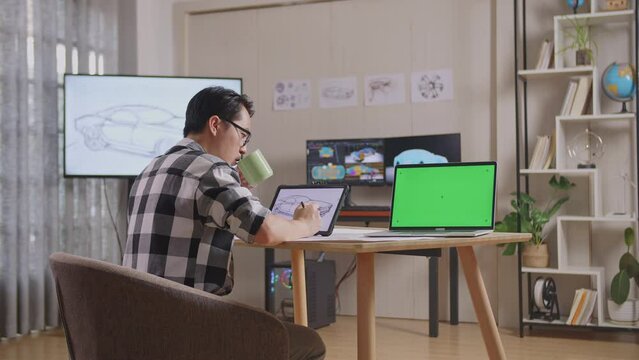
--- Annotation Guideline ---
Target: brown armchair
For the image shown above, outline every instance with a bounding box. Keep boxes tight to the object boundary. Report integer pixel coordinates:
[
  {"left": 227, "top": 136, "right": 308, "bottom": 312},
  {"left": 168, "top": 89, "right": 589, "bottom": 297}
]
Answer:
[{"left": 49, "top": 252, "right": 288, "bottom": 360}]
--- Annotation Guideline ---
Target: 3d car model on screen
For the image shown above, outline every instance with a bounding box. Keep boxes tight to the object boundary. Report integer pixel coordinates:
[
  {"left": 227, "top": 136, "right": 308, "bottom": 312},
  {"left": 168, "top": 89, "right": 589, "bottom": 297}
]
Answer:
[
  {"left": 350, "top": 147, "right": 377, "bottom": 162},
  {"left": 319, "top": 146, "right": 335, "bottom": 158},
  {"left": 312, "top": 164, "right": 346, "bottom": 180},
  {"left": 273, "top": 195, "right": 333, "bottom": 217},
  {"left": 346, "top": 164, "right": 379, "bottom": 176},
  {"left": 393, "top": 149, "right": 448, "bottom": 166},
  {"left": 74, "top": 105, "right": 183, "bottom": 157}
]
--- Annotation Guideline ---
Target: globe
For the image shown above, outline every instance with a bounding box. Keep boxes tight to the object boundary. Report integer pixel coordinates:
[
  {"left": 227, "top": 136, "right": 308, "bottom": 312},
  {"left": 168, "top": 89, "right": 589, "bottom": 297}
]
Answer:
[
  {"left": 602, "top": 62, "right": 636, "bottom": 113},
  {"left": 566, "top": 0, "right": 584, "bottom": 13},
  {"left": 567, "top": 128, "right": 604, "bottom": 168}
]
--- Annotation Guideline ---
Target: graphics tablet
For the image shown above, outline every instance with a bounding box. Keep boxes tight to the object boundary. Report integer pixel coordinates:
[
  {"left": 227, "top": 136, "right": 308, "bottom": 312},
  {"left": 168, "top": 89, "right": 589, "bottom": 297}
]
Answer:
[{"left": 269, "top": 184, "right": 348, "bottom": 236}]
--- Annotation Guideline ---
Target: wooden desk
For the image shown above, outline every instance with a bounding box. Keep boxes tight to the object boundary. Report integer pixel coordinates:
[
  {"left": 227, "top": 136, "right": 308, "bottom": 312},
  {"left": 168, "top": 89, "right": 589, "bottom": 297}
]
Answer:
[
  {"left": 338, "top": 211, "right": 460, "bottom": 337},
  {"left": 246, "top": 227, "right": 530, "bottom": 360}
]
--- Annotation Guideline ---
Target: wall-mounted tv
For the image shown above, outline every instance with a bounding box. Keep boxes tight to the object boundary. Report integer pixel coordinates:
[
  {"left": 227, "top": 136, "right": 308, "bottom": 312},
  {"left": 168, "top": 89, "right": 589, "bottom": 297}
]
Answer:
[
  {"left": 384, "top": 133, "right": 461, "bottom": 184},
  {"left": 64, "top": 74, "right": 242, "bottom": 177},
  {"left": 306, "top": 138, "right": 385, "bottom": 186}
]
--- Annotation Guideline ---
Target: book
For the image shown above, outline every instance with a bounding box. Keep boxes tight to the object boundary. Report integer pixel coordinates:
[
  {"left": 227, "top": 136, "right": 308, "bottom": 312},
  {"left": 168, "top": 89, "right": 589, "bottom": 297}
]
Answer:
[
  {"left": 580, "top": 289, "right": 597, "bottom": 325},
  {"left": 540, "top": 41, "right": 554, "bottom": 70},
  {"left": 535, "top": 39, "right": 550, "bottom": 69},
  {"left": 566, "top": 288, "right": 597, "bottom": 325},
  {"left": 569, "top": 76, "right": 592, "bottom": 116},
  {"left": 528, "top": 136, "right": 542, "bottom": 169},
  {"left": 529, "top": 135, "right": 549, "bottom": 170},
  {"left": 560, "top": 80, "right": 578, "bottom": 116},
  {"left": 542, "top": 132, "right": 556, "bottom": 169}
]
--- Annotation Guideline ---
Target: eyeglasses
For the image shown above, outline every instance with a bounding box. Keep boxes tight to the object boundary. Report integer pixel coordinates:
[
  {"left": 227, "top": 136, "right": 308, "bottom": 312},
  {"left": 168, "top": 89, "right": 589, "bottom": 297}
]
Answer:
[{"left": 223, "top": 119, "right": 252, "bottom": 147}]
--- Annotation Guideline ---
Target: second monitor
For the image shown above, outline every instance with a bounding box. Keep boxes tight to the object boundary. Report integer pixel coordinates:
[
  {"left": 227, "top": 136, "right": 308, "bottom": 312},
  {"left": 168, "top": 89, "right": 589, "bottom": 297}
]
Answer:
[
  {"left": 306, "top": 138, "right": 386, "bottom": 185},
  {"left": 306, "top": 133, "right": 461, "bottom": 186}
]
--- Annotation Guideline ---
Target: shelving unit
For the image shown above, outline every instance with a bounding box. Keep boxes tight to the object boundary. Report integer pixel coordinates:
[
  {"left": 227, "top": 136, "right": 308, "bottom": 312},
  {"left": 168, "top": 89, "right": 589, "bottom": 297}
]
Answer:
[{"left": 513, "top": 0, "right": 639, "bottom": 335}]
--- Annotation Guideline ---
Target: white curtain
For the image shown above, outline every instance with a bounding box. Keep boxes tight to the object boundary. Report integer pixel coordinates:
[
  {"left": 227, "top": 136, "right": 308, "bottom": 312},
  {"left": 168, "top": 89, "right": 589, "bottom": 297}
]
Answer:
[{"left": 0, "top": 0, "right": 126, "bottom": 338}]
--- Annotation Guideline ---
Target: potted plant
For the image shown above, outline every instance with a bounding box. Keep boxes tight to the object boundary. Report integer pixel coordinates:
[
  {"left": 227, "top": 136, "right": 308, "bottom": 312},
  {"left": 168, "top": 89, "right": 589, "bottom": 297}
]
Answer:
[
  {"left": 608, "top": 227, "right": 639, "bottom": 322},
  {"left": 496, "top": 175, "right": 576, "bottom": 267},
  {"left": 559, "top": 18, "right": 597, "bottom": 66}
]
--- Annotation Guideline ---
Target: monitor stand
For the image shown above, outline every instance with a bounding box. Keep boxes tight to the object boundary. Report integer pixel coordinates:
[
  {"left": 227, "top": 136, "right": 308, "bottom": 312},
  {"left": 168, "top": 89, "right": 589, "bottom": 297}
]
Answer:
[{"left": 343, "top": 185, "right": 356, "bottom": 207}]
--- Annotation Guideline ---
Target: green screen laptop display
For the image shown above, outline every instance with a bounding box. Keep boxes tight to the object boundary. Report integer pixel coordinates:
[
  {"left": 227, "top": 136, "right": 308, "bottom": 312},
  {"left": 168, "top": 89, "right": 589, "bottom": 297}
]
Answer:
[{"left": 390, "top": 162, "right": 496, "bottom": 230}]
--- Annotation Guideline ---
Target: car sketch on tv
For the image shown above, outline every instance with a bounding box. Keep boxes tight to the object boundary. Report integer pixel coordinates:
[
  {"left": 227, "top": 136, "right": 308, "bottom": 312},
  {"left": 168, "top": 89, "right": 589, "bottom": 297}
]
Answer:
[{"left": 73, "top": 105, "right": 183, "bottom": 158}]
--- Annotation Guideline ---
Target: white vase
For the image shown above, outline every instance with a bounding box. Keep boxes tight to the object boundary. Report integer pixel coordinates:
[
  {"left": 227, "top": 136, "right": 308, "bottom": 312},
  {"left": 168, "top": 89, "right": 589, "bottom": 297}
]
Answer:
[{"left": 607, "top": 298, "right": 639, "bottom": 322}]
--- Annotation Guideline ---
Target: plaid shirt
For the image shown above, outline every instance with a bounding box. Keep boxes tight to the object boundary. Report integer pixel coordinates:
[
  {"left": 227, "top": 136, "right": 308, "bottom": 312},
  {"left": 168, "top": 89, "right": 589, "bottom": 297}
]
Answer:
[{"left": 123, "top": 138, "right": 270, "bottom": 295}]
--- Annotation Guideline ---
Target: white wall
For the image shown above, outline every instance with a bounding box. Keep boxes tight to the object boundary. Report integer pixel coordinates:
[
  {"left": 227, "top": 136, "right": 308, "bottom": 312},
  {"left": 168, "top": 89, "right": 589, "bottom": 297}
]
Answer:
[
  {"left": 136, "top": 0, "right": 186, "bottom": 75},
  {"left": 135, "top": 0, "right": 524, "bottom": 325}
]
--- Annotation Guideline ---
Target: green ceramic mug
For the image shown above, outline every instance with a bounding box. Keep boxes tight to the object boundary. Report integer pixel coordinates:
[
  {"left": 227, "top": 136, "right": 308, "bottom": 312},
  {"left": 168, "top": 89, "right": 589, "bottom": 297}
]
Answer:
[{"left": 237, "top": 149, "right": 273, "bottom": 186}]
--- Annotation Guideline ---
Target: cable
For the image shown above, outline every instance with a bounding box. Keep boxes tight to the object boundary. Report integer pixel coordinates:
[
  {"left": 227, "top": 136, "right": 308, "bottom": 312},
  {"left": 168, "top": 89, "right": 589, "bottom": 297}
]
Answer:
[
  {"left": 102, "top": 179, "right": 123, "bottom": 257},
  {"left": 335, "top": 256, "right": 357, "bottom": 312},
  {"left": 317, "top": 252, "right": 326, "bottom": 262}
]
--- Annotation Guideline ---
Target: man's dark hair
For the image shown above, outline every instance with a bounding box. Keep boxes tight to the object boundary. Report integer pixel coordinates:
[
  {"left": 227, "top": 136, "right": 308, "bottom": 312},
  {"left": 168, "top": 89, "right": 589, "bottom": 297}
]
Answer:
[{"left": 183, "top": 86, "right": 255, "bottom": 137}]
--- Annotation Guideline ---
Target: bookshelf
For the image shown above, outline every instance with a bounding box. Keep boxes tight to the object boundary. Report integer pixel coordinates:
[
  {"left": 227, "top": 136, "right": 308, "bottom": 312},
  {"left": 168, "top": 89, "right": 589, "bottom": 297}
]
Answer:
[{"left": 513, "top": 0, "right": 639, "bottom": 335}]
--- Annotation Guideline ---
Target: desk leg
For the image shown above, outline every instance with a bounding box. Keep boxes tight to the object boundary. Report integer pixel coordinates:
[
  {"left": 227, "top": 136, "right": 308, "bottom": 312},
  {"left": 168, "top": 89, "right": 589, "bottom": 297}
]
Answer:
[
  {"left": 428, "top": 256, "right": 438, "bottom": 337},
  {"left": 450, "top": 247, "right": 459, "bottom": 325},
  {"left": 457, "top": 246, "right": 506, "bottom": 360},
  {"left": 357, "top": 253, "right": 375, "bottom": 360},
  {"left": 291, "top": 249, "right": 308, "bottom": 326}
]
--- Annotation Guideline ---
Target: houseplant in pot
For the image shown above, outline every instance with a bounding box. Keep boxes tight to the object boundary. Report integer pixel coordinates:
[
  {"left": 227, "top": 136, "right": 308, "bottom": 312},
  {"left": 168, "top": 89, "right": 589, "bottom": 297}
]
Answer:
[
  {"left": 608, "top": 227, "right": 639, "bottom": 322},
  {"left": 496, "top": 175, "right": 576, "bottom": 267},
  {"left": 559, "top": 17, "right": 597, "bottom": 66}
]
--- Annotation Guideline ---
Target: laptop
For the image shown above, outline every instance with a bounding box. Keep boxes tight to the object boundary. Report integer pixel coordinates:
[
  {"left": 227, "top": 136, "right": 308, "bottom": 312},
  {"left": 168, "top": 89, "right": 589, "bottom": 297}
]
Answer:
[{"left": 366, "top": 161, "right": 496, "bottom": 237}]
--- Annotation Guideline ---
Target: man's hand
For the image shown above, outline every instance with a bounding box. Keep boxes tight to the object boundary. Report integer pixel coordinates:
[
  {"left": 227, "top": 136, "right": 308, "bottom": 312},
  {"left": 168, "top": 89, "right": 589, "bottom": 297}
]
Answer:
[
  {"left": 293, "top": 202, "right": 321, "bottom": 236},
  {"left": 254, "top": 202, "right": 322, "bottom": 245},
  {"left": 238, "top": 169, "right": 254, "bottom": 190}
]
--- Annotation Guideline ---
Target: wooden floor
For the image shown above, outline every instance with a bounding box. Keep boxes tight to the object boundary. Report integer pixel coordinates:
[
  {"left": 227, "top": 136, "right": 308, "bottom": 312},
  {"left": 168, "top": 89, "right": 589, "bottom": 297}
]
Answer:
[{"left": 1, "top": 316, "right": 638, "bottom": 359}]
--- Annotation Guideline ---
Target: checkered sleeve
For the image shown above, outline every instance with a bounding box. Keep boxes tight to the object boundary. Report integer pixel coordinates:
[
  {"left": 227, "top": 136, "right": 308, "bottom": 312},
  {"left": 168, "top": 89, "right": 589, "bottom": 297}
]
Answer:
[{"left": 196, "top": 164, "right": 270, "bottom": 244}]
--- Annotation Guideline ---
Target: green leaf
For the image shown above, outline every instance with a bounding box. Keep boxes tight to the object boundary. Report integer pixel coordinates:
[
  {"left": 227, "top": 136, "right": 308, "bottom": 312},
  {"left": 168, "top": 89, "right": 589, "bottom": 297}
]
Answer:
[
  {"left": 495, "top": 221, "right": 508, "bottom": 233},
  {"left": 624, "top": 227, "right": 635, "bottom": 248},
  {"left": 625, "top": 256, "right": 639, "bottom": 278},
  {"left": 619, "top": 252, "right": 636, "bottom": 272},
  {"left": 518, "top": 193, "right": 535, "bottom": 204},
  {"left": 549, "top": 175, "right": 575, "bottom": 190},
  {"left": 496, "top": 213, "right": 518, "bottom": 232},
  {"left": 611, "top": 270, "right": 630, "bottom": 305},
  {"left": 546, "top": 196, "right": 570, "bottom": 218},
  {"left": 501, "top": 242, "right": 518, "bottom": 256}
]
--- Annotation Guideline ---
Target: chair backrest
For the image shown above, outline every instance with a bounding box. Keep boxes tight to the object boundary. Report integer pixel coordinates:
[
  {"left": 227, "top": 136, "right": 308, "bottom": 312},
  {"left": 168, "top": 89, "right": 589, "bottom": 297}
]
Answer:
[{"left": 49, "top": 252, "right": 288, "bottom": 360}]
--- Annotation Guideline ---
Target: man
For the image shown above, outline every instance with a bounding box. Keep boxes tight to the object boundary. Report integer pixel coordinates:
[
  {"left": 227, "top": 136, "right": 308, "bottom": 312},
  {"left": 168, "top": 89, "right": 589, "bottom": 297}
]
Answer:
[{"left": 123, "top": 86, "right": 326, "bottom": 360}]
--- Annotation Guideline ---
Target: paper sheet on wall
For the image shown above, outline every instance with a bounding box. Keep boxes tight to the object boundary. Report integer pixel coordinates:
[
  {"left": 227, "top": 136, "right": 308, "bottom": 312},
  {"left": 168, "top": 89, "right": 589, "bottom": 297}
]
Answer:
[
  {"left": 273, "top": 79, "right": 311, "bottom": 110},
  {"left": 319, "top": 76, "right": 358, "bottom": 108},
  {"left": 411, "top": 69, "right": 454, "bottom": 103},
  {"left": 364, "top": 73, "right": 406, "bottom": 106}
]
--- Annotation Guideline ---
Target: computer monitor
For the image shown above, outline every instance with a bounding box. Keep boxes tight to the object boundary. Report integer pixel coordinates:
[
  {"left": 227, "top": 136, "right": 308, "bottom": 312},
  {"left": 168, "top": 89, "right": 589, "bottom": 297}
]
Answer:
[
  {"left": 383, "top": 133, "right": 461, "bottom": 184},
  {"left": 64, "top": 74, "right": 242, "bottom": 177},
  {"left": 306, "top": 138, "right": 385, "bottom": 186}
]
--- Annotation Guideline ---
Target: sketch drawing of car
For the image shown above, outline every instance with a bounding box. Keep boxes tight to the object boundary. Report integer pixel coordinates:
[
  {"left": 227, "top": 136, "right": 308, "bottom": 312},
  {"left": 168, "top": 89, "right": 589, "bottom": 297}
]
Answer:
[
  {"left": 368, "top": 77, "right": 392, "bottom": 102},
  {"left": 322, "top": 86, "right": 354, "bottom": 100},
  {"left": 74, "top": 105, "right": 183, "bottom": 157},
  {"left": 273, "top": 195, "right": 333, "bottom": 217}
]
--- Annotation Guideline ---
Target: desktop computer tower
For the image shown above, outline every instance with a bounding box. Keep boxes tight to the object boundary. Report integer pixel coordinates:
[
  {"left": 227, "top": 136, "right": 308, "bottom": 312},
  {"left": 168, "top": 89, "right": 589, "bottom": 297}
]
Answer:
[{"left": 267, "top": 260, "right": 336, "bottom": 329}]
